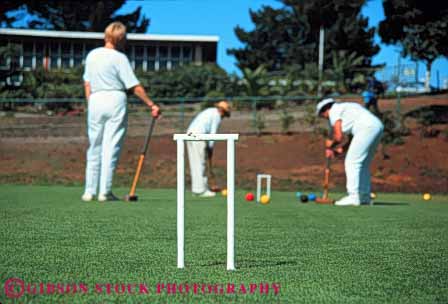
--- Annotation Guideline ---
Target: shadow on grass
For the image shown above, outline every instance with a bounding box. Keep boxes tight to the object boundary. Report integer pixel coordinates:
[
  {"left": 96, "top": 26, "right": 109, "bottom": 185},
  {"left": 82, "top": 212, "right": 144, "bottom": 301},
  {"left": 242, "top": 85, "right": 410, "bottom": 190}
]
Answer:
[
  {"left": 202, "top": 260, "right": 298, "bottom": 268},
  {"left": 373, "top": 201, "right": 409, "bottom": 206}
]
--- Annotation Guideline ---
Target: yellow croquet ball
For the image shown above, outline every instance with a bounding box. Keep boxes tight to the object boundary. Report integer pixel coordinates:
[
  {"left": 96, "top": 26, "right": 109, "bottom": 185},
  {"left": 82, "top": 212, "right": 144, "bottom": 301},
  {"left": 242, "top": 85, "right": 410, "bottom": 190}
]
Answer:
[
  {"left": 370, "top": 192, "right": 377, "bottom": 199},
  {"left": 260, "top": 195, "right": 270, "bottom": 205},
  {"left": 221, "top": 189, "right": 228, "bottom": 197},
  {"left": 423, "top": 193, "right": 431, "bottom": 201}
]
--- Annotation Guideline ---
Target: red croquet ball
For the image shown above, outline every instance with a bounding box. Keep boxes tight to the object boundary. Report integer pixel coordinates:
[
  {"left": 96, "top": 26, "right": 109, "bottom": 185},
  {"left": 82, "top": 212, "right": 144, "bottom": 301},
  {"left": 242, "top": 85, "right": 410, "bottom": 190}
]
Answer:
[{"left": 245, "top": 192, "right": 255, "bottom": 201}]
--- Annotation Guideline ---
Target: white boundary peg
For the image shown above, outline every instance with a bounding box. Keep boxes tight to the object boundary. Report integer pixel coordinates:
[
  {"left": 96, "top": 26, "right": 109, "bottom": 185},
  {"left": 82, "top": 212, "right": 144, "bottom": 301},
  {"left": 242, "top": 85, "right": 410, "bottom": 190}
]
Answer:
[
  {"left": 173, "top": 133, "right": 239, "bottom": 271},
  {"left": 256, "top": 174, "right": 271, "bottom": 203}
]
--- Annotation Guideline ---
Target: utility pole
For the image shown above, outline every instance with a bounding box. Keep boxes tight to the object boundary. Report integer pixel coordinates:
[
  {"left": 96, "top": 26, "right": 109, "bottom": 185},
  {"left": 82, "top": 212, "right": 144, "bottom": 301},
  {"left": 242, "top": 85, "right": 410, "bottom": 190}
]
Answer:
[
  {"left": 317, "top": 26, "right": 325, "bottom": 98},
  {"left": 415, "top": 61, "right": 418, "bottom": 83},
  {"left": 437, "top": 70, "right": 440, "bottom": 91},
  {"left": 396, "top": 51, "right": 402, "bottom": 129}
]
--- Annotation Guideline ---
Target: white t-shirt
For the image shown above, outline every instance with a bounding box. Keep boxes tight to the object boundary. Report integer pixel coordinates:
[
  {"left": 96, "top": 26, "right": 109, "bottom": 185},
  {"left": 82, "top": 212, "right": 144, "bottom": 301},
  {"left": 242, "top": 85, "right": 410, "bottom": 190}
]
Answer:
[
  {"left": 83, "top": 47, "right": 139, "bottom": 93},
  {"left": 329, "top": 102, "right": 383, "bottom": 135},
  {"left": 187, "top": 108, "right": 222, "bottom": 148}
]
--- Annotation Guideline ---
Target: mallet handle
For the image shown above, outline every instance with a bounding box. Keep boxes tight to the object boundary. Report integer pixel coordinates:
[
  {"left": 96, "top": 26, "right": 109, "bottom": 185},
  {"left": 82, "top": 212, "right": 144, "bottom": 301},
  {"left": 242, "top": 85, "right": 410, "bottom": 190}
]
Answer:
[
  {"left": 129, "top": 155, "right": 144, "bottom": 196},
  {"left": 323, "top": 158, "right": 331, "bottom": 199},
  {"left": 141, "top": 117, "right": 156, "bottom": 154},
  {"left": 128, "top": 117, "right": 157, "bottom": 197}
]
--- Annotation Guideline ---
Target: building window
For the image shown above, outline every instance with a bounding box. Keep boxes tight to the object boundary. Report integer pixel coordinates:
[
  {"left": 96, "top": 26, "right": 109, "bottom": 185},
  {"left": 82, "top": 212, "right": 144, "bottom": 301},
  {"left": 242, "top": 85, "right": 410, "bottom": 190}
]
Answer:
[
  {"left": 125, "top": 46, "right": 134, "bottom": 68},
  {"left": 85, "top": 43, "right": 96, "bottom": 54},
  {"left": 183, "top": 46, "right": 192, "bottom": 65},
  {"left": 50, "top": 42, "right": 59, "bottom": 69},
  {"left": 11, "top": 44, "right": 21, "bottom": 70},
  {"left": 0, "top": 41, "right": 8, "bottom": 68},
  {"left": 23, "top": 42, "right": 34, "bottom": 69},
  {"left": 73, "top": 43, "right": 83, "bottom": 66},
  {"left": 171, "top": 46, "right": 181, "bottom": 68},
  {"left": 147, "top": 46, "right": 156, "bottom": 71},
  {"left": 135, "top": 45, "right": 144, "bottom": 71},
  {"left": 61, "top": 42, "right": 71, "bottom": 68},
  {"left": 9, "top": 73, "right": 23, "bottom": 86},
  {"left": 159, "top": 46, "right": 168, "bottom": 70},
  {"left": 35, "top": 43, "right": 45, "bottom": 68}
]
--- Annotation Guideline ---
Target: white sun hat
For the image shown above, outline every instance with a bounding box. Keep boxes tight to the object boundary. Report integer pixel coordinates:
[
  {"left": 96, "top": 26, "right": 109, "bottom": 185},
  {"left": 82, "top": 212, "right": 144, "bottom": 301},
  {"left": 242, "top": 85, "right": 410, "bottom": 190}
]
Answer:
[{"left": 316, "top": 98, "right": 336, "bottom": 116}]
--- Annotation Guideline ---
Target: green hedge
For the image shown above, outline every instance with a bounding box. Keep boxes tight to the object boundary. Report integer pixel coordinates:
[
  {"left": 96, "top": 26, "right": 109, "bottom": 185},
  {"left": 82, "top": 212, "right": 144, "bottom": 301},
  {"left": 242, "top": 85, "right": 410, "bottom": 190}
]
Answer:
[{"left": 0, "top": 64, "right": 239, "bottom": 100}]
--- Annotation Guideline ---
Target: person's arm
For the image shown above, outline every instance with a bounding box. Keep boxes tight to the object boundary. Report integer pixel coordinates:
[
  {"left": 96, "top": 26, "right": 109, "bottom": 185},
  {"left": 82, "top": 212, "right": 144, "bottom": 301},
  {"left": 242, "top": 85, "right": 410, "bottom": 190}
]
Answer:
[
  {"left": 206, "top": 113, "right": 221, "bottom": 176},
  {"left": 84, "top": 81, "right": 91, "bottom": 102},
  {"left": 325, "top": 120, "right": 344, "bottom": 158},
  {"left": 333, "top": 136, "right": 352, "bottom": 155},
  {"left": 117, "top": 54, "right": 160, "bottom": 118},
  {"left": 82, "top": 55, "right": 90, "bottom": 102},
  {"left": 132, "top": 84, "right": 160, "bottom": 118}
]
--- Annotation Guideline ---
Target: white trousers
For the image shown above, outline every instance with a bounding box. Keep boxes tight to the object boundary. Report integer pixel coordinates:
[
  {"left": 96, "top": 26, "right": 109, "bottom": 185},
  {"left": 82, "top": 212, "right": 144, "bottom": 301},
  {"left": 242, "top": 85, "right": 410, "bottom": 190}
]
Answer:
[
  {"left": 84, "top": 91, "right": 127, "bottom": 196},
  {"left": 186, "top": 141, "right": 208, "bottom": 194},
  {"left": 345, "top": 125, "right": 383, "bottom": 199}
]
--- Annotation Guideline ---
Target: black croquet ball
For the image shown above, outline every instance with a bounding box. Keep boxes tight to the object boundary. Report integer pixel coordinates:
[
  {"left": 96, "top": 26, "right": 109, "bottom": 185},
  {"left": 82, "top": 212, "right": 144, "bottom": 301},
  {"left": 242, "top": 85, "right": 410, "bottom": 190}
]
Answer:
[{"left": 300, "top": 194, "right": 309, "bottom": 203}]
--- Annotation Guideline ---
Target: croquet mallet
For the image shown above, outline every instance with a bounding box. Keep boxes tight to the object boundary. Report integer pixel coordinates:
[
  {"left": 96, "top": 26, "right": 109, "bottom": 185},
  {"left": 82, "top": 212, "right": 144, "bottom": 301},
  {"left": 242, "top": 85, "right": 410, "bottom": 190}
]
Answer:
[
  {"left": 206, "top": 150, "right": 222, "bottom": 192},
  {"left": 315, "top": 157, "right": 335, "bottom": 204},
  {"left": 124, "top": 117, "right": 156, "bottom": 202}
]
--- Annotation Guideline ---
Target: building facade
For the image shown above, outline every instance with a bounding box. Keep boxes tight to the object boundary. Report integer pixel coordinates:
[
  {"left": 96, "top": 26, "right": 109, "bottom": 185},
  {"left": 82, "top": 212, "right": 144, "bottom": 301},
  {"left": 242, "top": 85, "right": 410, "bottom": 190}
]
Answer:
[{"left": 0, "top": 28, "right": 219, "bottom": 74}]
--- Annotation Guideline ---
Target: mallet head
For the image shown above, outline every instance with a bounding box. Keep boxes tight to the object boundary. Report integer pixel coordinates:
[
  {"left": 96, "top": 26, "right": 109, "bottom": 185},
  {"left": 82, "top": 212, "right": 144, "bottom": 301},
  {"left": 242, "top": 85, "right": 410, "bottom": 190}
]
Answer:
[
  {"left": 315, "top": 197, "right": 335, "bottom": 204},
  {"left": 210, "top": 185, "right": 222, "bottom": 192},
  {"left": 124, "top": 195, "right": 138, "bottom": 202}
]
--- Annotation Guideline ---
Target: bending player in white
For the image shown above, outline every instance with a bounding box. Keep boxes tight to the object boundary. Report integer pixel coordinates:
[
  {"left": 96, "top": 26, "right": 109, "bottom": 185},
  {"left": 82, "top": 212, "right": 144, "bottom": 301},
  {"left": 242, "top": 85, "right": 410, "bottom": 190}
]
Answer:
[
  {"left": 316, "top": 98, "right": 384, "bottom": 206},
  {"left": 186, "top": 101, "right": 231, "bottom": 197}
]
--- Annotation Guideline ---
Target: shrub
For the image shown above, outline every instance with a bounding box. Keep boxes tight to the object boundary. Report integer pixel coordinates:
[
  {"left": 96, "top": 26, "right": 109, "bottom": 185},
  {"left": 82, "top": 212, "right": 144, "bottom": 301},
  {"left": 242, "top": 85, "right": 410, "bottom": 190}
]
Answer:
[
  {"left": 380, "top": 110, "right": 410, "bottom": 146},
  {"left": 200, "top": 90, "right": 226, "bottom": 110},
  {"left": 280, "top": 108, "right": 295, "bottom": 134},
  {"left": 251, "top": 112, "right": 266, "bottom": 136}
]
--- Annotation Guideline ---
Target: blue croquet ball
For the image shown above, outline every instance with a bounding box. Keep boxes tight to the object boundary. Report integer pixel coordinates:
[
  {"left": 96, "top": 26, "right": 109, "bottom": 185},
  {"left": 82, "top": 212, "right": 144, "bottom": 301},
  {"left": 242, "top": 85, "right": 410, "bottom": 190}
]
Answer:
[
  {"left": 308, "top": 193, "right": 316, "bottom": 201},
  {"left": 295, "top": 192, "right": 302, "bottom": 199}
]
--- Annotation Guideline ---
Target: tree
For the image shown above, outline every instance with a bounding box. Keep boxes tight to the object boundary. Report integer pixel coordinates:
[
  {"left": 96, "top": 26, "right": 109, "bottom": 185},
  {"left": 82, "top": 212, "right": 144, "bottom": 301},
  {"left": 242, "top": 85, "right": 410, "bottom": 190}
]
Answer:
[
  {"left": 3, "top": 1, "right": 149, "bottom": 33},
  {"left": 228, "top": 0, "right": 379, "bottom": 79},
  {"left": 228, "top": 5, "right": 312, "bottom": 71},
  {"left": 0, "top": 44, "right": 21, "bottom": 80},
  {"left": 0, "top": 2, "right": 24, "bottom": 27},
  {"left": 329, "top": 50, "right": 365, "bottom": 93},
  {"left": 229, "top": 6, "right": 313, "bottom": 71},
  {"left": 379, "top": 0, "right": 448, "bottom": 91},
  {"left": 0, "top": 43, "right": 23, "bottom": 110},
  {"left": 240, "top": 66, "right": 269, "bottom": 97}
]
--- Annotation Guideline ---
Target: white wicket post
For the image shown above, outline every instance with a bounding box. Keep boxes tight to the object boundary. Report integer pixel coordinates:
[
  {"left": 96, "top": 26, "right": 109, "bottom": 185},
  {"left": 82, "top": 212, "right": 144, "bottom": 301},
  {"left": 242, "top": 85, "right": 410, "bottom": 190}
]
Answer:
[
  {"left": 176, "top": 139, "right": 185, "bottom": 269},
  {"left": 256, "top": 174, "right": 271, "bottom": 203},
  {"left": 226, "top": 138, "right": 235, "bottom": 270},
  {"left": 173, "top": 133, "right": 239, "bottom": 271}
]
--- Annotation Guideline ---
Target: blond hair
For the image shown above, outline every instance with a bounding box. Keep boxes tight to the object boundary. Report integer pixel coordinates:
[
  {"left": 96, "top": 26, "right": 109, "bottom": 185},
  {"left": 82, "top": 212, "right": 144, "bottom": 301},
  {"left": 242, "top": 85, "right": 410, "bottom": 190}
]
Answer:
[{"left": 104, "top": 22, "right": 127, "bottom": 46}]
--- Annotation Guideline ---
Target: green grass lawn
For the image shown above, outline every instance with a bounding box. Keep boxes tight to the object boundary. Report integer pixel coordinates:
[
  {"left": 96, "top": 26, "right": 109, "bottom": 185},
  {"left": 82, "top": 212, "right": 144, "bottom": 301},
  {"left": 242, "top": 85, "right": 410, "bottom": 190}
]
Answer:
[{"left": 1, "top": 185, "right": 447, "bottom": 303}]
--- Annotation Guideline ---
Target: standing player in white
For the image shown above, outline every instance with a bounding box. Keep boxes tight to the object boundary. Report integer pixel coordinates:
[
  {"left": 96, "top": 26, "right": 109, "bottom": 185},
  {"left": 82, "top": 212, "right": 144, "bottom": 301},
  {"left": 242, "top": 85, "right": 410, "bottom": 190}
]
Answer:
[
  {"left": 186, "top": 101, "right": 231, "bottom": 197},
  {"left": 316, "top": 98, "right": 384, "bottom": 206},
  {"left": 82, "top": 22, "right": 160, "bottom": 202}
]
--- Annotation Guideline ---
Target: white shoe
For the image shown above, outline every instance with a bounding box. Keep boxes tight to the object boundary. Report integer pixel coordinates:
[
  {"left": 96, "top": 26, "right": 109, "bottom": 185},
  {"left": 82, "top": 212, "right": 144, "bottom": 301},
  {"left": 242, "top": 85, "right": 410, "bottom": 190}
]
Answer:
[
  {"left": 98, "top": 193, "right": 120, "bottom": 202},
  {"left": 335, "top": 195, "right": 360, "bottom": 207},
  {"left": 82, "top": 193, "right": 94, "bottom": 202},
  {"left": 199, "top": 190, "right": 216, "bottom": 198}
]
